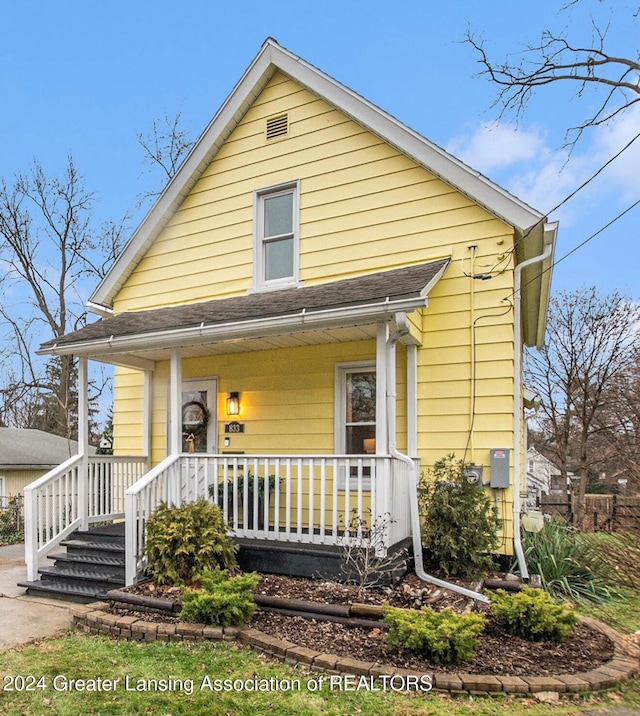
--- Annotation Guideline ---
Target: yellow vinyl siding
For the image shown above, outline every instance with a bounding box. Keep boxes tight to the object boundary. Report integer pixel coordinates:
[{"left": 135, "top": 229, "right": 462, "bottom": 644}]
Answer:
[
  {"left": 113, "top": 367, "right": 145, "bottom": 456},
  {"left": 114, "top": 72, "right": 512, "bottom": 313},
  {"left": 110, "top": 71, "right": 520, "bottom": 553}
]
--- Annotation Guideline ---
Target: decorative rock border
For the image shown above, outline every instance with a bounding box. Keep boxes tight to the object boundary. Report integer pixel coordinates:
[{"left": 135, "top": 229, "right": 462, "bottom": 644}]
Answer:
[{"left": 69, "top": 603, "right": 639, "bottom": 697}]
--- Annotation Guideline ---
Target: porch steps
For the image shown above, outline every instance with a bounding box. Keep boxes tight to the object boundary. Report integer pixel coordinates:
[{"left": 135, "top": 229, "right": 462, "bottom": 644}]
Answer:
[{"left": 19, "top": 525, "right": 126, "bottom": 603}]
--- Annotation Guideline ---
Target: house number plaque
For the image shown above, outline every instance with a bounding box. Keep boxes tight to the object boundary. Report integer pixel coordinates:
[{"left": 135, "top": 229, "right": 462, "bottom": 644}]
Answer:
[{"left": 224, "top": 421, "right": 245, "bottom": 434}]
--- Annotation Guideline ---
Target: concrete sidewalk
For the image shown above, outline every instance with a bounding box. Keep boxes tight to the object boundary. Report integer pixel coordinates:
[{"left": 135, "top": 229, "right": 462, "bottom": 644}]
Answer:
[{"left": 0, "top": 543, "right": 71, "bottom": 649}]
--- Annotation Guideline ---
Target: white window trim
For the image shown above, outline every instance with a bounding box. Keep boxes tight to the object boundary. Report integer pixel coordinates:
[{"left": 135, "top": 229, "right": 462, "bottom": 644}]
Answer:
[
  {"left": 335, "top": 361, "right": 376, "bottom": 491},
  {"left": 252, "top": 179, "right": 301, "bottom": 292}
]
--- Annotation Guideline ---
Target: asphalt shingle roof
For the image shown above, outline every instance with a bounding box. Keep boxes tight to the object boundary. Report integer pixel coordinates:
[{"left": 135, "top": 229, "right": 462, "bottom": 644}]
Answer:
[
  {"left": 0, "top": 428, "right": 87, "bottom": 468},
  {"left": 41, "top": 259, "right": 449, "bottom": 350}
]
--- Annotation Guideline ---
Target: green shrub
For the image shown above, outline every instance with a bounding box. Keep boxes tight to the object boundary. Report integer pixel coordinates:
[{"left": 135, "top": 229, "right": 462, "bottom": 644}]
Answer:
[
  {"left": 419, "top": 454, "right": 499, "bottom": 578},
  {"left": 490, "top": 586, "right": 578, "bottom": 642},
  {"left": 383, "top": 604, "right": 486, "bottom": 664},
  {"left": 180, "top": 569, "right": 259, "bottom": 626},
  {"left": 144, "top": 500, "right": 237, "bottom": 585},
  {"left": 522, "top": 519, "right": 618, "bottom": 604}
]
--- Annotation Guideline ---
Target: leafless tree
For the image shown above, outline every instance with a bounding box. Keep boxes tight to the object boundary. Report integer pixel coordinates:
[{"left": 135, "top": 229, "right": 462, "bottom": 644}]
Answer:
[
  {"left": 466, "top": 3, "right": 640, "bottom": 149},
  {"left": 0, "top": 156, "right": 122, "bottom": 437},
  {"left": 136, "top": 112, "right": 194, "bottom": 207},
  {"left": 525, "top": 288, "right": 640, "bottom": 524}
]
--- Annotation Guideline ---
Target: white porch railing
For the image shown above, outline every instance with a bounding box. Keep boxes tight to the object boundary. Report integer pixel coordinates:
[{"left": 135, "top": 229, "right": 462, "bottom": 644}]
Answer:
[
  {"left": 124, "top": 453, "right": 414, "bottom": 585},
  {"left": 24, "top": 455, "right": 148, "bottom": 581}
]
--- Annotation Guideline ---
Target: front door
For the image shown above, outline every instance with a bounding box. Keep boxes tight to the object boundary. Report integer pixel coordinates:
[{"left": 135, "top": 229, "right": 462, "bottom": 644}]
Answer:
[{"left": 181, "top": 379, "right": 217, "bottom": 453}]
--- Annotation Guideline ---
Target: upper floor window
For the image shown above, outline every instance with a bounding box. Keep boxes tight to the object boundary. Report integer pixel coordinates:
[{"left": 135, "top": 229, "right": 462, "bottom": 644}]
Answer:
[{"left": 253, "top": 180, "right": 300, "bottom": 290}]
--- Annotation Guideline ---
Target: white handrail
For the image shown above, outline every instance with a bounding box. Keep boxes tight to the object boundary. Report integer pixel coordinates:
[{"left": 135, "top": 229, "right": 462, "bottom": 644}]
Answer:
[
  {"left": 24, "top": 454, "right": 149, "bottom": 582},
  {"left": 123, "top": 453, "right": 412, "bottom": 586}
]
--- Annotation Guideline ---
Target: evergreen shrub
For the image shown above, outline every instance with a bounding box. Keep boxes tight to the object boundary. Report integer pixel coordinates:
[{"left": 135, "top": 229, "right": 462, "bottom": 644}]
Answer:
[
  {"left": 143, "top": 499, "right": 237, "bottom": 585},
  {"left": 180, "top": 569, "right": 259, "bottom": 626},
  {"left": 490, "top": 586, "right": 578, "bottom": 641},
  {"left": 383, "top": 604, "right": 486, "bottom": 664},
  {"left": 419, "top": 454, "right": 499, "bottom": 578}
]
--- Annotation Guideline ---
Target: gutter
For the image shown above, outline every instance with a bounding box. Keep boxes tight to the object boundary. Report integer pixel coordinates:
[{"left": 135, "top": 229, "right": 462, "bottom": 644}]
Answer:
[
  {"left": 386, "top": 316, "right": 490, "bottom": 604},
  {"left": 38, "top": 294, "right": 430, "bottom": 358},
  {"left": 513, "top": 232, "right": 554, "bottom": 580}
]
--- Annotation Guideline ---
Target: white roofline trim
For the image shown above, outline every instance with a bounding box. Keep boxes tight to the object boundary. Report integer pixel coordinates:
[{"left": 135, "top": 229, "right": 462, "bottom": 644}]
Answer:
[
  {"left": 42, "top": 295, "right": 429, "bottom": 358},
  {"left": 90, "top": 38, "right": 546, "bottom": 312}
]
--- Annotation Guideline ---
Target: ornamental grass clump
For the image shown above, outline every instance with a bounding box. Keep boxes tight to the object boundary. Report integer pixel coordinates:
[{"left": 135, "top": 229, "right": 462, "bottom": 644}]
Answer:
[
  {"left": 522, "top": 518, "right": 618, "bottom": 604},
  {"left": 383, "top": 604, "right": 486, "bottom": 664},
  {"left": 144, "top": 499, "right": 237, "bottom": 585},
  {"left": 490, "top": 586, "right": 578, "bottom": 642},
  {"left": 180, "top": 569, "right": 259, "bottom": 626}
]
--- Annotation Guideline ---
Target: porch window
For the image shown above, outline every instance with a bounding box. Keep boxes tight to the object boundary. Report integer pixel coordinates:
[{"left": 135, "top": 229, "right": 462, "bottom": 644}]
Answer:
[
  {"left": 336, "top": 363, "right": 376, "bottom": 456},
  {"left": 253, "top": 180, "right": 300, "bottom": 290},
  {"left": 336, "top": 364, "right": 376, "bottom": 490}
]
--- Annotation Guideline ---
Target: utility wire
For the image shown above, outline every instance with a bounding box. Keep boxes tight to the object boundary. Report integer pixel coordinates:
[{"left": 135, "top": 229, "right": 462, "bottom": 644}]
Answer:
[
  {"left": 515, "top": 196, "right": 640, "bottom": 297},
  {"left": 481, "top": 128, "right": 640, "bottom": 277}
]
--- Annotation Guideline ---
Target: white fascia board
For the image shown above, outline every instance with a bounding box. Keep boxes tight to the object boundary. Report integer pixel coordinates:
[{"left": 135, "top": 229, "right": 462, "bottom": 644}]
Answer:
[
  {"left": 40, "top": 295, "right": 428, "bottom": 359},
  {"left": 90, "top": 39, "right": 545, "bottom": 312}
]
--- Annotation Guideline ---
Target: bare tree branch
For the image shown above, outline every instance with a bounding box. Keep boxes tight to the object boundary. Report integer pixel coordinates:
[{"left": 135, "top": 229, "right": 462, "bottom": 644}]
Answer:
[
  {"left": 136, "top": 112, "right": 194, "bottom": 207},
  {"left": 466, "top": 4, "right": 640, "bottom": 149}
]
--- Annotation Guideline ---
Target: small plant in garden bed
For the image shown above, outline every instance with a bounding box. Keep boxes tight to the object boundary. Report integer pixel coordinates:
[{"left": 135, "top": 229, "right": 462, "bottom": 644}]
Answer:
[
  {"left": 382, "top": 603, "right": 486, "bottom": 664},
  {"left": 490, "top": 586, "right": 578, "bottom": 642},
  {"left": 144, "top": 499, "right": 237, "bottom": 585},
  {"left": 181, "top": 568, "right": 259, "bottom": 626}
]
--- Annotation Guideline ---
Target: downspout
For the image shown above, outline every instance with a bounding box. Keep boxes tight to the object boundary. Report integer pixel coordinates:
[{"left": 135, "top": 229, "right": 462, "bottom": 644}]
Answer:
[
  {"left": 387, "top": 315, "right": 489, "bottom": 603},
  {"left": 513, "top": 238, "right": 553, "bottom": 580}
]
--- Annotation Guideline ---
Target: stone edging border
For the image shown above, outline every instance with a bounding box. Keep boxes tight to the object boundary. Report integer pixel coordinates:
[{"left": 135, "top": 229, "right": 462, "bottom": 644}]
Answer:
[{"left": 70, "top": 603, "right": 639, "bottom": 696}]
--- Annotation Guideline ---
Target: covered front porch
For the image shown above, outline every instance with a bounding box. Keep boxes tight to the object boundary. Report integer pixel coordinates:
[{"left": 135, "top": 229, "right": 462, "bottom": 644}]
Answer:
[{"left": 24, "top": 263, "right": 449, "bottom": 592}]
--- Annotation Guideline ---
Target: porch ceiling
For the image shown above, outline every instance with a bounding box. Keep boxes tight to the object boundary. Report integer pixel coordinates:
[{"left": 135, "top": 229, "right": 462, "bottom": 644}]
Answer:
[
  {"left": 91, "top": 323, "right": 380, "bottom": 368},
  {"left": 38, "top": 259, "right": 449, "bottom": 370}
]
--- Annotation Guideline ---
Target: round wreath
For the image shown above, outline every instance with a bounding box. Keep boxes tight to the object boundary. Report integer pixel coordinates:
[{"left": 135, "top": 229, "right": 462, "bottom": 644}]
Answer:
[{"left": 182, "top": 400, "right": 209, "bottom": 439}]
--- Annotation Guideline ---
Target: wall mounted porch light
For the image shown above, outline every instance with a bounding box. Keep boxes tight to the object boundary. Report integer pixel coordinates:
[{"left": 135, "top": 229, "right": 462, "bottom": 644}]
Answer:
[{"left": 226, "top": 391, "right": 240, "bottom": 416}]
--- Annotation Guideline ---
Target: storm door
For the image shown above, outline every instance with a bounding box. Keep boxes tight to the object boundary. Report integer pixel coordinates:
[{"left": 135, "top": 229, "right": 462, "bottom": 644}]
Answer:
[{"left": 181, "top": 379, "right": 218, "bottom": 454}]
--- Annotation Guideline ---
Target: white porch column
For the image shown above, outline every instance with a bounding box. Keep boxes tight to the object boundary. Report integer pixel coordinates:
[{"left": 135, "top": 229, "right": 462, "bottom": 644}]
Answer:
[
  {"left": 376, "top": 323, "right": 389, "bottom": 454},
  {"left": 77, "top": 356, "right": 89, "bottom": 530},
  {"left": 407, "top": 344, "right": 418, "bottom": 456},
  {"left": 143, "top": 370, "right": 152, "bottom": 461},
  {"left": 169, "top": 349, "right": 182, "bottom": 456}
]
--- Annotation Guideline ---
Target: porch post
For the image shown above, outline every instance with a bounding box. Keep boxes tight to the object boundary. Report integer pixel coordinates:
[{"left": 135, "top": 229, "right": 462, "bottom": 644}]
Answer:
[
  {"left": 376, "top": 323, "right": 389, "bottom": 454},
  {"left": 407, "top": 344, "right": 418, "bottom": 456},
  {"left": 143, "top": 370, "right": 152, "bottom": 461},
  {"left": 169, "top": 348, "right": 182, "bottom": 456},
  {"left": 78, "top": 355, "right": 89, "bottom": 530}
]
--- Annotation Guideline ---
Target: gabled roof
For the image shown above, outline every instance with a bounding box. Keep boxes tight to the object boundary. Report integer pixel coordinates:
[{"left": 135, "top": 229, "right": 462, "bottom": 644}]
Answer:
[
  {"left": 43, "top": 259, "right": 449, "bottom": 359},
  {"left": 89, "top": 38, "right": 554, "bottom": 346},
  {"left": 0, "top": 428, "right": 88, "bottom": 470}
]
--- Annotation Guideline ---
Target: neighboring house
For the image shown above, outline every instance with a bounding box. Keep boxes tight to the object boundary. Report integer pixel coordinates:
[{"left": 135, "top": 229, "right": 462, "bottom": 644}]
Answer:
[
  {"left": 525, "top": 447, "right": 560, "bottom": 510},
  {"left": 0, "top": 428, "right": 87, "bottom": 501},
  {"left": 25, "top": 39, "right": 557, "bottom": 587}
]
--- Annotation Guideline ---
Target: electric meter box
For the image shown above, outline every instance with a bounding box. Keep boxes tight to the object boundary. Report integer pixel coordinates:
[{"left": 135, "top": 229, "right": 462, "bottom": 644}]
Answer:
[{"left": 490, "top": 448, "right": 510, "bottom": 488}]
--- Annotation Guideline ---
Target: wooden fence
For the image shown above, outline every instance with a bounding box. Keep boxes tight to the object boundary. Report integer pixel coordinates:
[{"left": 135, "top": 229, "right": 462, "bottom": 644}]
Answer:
[{"left": 540, "top": 493, "right": 640, "bottom": 531}]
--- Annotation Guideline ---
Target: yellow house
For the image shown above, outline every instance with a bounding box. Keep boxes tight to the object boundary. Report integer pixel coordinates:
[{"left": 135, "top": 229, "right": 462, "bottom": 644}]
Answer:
[{"left": 24, "top": 39, "right": 556, "bottom": 597}]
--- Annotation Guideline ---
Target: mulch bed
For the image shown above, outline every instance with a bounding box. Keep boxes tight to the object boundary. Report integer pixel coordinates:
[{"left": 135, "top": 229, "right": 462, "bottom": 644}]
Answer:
[{"left": 115, "top": 572, "right": 615, "bottom": 678}]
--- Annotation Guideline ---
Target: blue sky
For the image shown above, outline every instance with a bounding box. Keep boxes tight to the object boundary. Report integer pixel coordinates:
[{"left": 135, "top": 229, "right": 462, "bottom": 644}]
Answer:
[{"left": 1, "top": 0, "right": 638, "bottom": 302}]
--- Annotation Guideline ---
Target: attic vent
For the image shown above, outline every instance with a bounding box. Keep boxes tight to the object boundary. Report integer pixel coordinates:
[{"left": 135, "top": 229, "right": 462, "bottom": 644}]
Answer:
[{"left": 266, "top": 114, "right": 289, "bottom": 141}]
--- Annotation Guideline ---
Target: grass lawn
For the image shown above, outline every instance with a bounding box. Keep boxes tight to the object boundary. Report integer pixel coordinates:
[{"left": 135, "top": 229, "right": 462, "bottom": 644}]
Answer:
[{"left": 0, "top": 631, "right": 639, "bottom": 716}]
